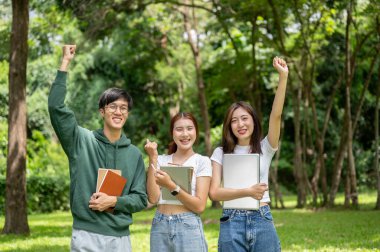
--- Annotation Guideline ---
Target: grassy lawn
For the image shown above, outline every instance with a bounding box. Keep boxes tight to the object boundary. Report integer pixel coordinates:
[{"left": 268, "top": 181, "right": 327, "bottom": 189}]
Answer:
[{"left": 0, "top": 192, "right": 379, "bottom": 251}]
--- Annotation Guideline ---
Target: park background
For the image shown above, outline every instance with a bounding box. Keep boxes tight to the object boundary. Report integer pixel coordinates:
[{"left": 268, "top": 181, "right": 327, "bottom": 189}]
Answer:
[{"left": 0, "top": 0, "right": 380, "bottom": 251}]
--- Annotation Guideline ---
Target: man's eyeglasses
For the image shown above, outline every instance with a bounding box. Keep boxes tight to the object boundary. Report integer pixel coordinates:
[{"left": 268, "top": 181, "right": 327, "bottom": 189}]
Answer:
[{"left": 105, "top": 103, "right": 129, "bottom": 115}]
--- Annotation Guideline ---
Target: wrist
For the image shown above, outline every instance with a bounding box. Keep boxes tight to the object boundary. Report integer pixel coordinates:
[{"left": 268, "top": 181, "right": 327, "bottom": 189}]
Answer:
[
  {"left": 279, "top": 72, "right": 288, "bottom": 79},
  {"left": 167, "top": 181, "right": 177, "bottom": 192},
  {"left": 59, "top": 59, "right": 71, "bottom": 71},
  {"left": 111, "top": 196, "right": 117, "bottom": 207},
  {"left": 242, "top": 188, "right": 250, "bottom": 197},
  {"left": 149, "top": 156, "right": 158, "bottom": 163}
]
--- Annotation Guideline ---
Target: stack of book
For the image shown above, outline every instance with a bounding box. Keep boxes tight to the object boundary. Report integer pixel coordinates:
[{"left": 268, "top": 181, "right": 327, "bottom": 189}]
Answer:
[{"left": 96, "top": 168, "right": 127, "bottom": 212}]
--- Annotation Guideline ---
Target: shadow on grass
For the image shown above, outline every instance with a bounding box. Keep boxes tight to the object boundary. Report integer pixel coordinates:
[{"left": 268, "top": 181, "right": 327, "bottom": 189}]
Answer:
[
  {"left": 1, "top": 244, "right": 69, "bottom": 252},
  {"left": 0, "top": 224, "right": 71, "bottom": 241}
]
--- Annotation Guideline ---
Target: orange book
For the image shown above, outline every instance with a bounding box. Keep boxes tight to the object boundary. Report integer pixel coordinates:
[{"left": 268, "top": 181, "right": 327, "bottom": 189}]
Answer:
[
  {"left": 96, "top": 168, "right": 122, "bottom": 192},
  {"left": 98, "top": 169, "right": 127, "bottom": 196}
]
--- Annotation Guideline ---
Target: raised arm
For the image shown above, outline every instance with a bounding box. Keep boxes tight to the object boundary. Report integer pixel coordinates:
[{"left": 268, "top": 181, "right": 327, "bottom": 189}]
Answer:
[
  {"left": 267, "top": 56, "right": 288, "bottom": 148},
  {"left": 48, "top": 45, "right": 79, "bottom": 157},
  {"left": 144, "top": 139, "right": 161, "bottom": 204}
]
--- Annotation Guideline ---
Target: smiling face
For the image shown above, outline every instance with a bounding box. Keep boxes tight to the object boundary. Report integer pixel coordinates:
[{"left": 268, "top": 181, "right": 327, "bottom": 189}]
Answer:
[
  {"left": 230, "top": 107, "right": 254, "bottom": 146},
  {"left": 100, "top": 98, "right": 129, "bottom": 133},
  {"left": 172, "top": 118, "right": 197, "bottom": 151}
]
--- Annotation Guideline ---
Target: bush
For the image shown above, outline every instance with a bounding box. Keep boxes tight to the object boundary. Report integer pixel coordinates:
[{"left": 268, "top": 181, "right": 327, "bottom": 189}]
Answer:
[{"left": 0, "top": 174, "right": 70, "bottom": 215}]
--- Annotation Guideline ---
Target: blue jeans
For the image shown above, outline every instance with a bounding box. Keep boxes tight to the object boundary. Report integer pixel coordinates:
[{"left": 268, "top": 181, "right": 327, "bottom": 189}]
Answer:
[
  {"left": 150, "top": 210, "right": 208, "bottom": 252},
  {"left": 218, "top": 205, "right": 281, "bottom": 252}
]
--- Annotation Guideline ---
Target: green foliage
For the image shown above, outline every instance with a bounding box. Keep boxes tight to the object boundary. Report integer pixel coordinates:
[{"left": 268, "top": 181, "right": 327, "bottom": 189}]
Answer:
[
  {"left": 27, "top": 130, "right": 69, "bottom": 177},
  {"left": 0, "top": 174, "right": 69, "bottom": 215},
  {"left": 26, "top": 175, "right": 70, "bottom": 213}
]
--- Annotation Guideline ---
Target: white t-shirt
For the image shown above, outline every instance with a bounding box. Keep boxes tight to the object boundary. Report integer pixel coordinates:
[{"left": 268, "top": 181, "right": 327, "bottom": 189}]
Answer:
[
  {"left": 157, "top": 153, "right": 212, "bottom": 205},
  {"left": 210, "top": 136, "right": 277, "bottom": 203}
]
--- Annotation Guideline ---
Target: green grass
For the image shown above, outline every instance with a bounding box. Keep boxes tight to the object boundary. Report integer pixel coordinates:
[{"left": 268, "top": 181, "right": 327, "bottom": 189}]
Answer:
[{"left": 1, "top": 192, "right": 379, "bottom": 251}]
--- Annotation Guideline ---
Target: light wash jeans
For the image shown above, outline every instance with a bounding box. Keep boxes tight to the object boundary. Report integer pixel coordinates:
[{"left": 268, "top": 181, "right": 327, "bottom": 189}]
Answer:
[
  {"left": 218, "top": 205, "right": 281, "bottom": 252},
  {"left": 150, "top": 211, "right": 208, "bottom": 252},
  {"left": 71, "top": 228, "right": 132, "bottom": 252}
]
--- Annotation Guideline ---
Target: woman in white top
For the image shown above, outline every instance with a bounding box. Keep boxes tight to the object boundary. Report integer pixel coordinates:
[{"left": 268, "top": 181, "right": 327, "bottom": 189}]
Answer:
[
  {"left": 209, "top": 57, "right": 288, "bottom": 252},
  {"left": 145, "top": 112, "right": 212, "bottom": 252}
]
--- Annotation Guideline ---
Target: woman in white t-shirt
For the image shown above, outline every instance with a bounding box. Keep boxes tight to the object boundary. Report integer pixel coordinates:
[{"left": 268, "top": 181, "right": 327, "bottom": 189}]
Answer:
[
  {"left": 209, "top": 57, "right": 288, "bottom": 252},
  {"left": 144, "top": 112, "right": 211, "bottom": 252}
]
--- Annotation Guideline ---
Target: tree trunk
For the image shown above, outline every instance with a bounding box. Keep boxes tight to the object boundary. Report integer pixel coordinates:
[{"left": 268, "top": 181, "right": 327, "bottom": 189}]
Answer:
[
  {"left": 344, "top": 2, "right": 358, "bottom": 208},
  {"left": 248, "top": 16, "right": 262, "bottom": 121},
  {"left": 344, "top": 168, "right": 351, "bottom": 208},
  {"left": 270, "top": 124, "right": 285, "bottom": 209},
  {"left": 181, "top": 1, "right": 212, "bottom": 156},
  {"left": 328, "top": 31, "right": 377, "bottom": 208},
  {"left": 2, "top": 0, "right": 29, "bottom": 235},
  {"left": 181, "top": 1, "right": 219, "bottom": 208},
  {"left": 375, "top": 43, "right": 380, "bottom": 210},
  {"left": 292, "top": 78, "right": 307, "bottom": 208},
  {"left": 310, "top": 75, "right": 342, "bottom": 207},
  {"left": 328, "top": 116, "right": 348, "bottom": 207}
]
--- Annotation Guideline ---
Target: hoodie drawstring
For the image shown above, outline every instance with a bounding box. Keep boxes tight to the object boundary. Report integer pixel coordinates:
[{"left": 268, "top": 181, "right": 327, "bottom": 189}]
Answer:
[
  {"left": 115, "top": 144, "right": 118, "bottom": 169},
  {"left": 104, "top": 144, "right": 108, "bottom": 168}
]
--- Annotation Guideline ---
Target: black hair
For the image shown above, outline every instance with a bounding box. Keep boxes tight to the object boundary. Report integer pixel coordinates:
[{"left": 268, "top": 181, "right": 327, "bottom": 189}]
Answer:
[
  {"left": 222, "top": 101, "right": 262, "bottom": 154},
  {"left": 98, "top": 88, "right": 133, "bottom": 110}
]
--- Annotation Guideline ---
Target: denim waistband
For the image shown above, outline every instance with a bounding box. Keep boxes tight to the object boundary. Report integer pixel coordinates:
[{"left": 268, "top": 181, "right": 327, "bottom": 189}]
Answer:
[
  {"left": 154, "top": 210, "right": 199, "bottom": 222},
  {"left": 222, "top": 205, "right": 270, "bottom": 215}
]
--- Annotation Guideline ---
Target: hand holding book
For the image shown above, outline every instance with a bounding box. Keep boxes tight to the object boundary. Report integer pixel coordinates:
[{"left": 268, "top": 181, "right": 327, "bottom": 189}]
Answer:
[
  {"left": 90, "top": 168, "right": 127, "bottom": 212},
  {"left": 154, "top": 169, "right": 177, "bottom": 190},
  {"left": 89, "top": 192, "right": 117, "bottom": 212}
]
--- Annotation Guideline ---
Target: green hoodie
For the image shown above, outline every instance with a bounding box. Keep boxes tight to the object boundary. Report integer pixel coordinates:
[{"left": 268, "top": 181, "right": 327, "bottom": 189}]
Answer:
[{"left": 48, "top": 71, "right": 147, "bottom": 236}]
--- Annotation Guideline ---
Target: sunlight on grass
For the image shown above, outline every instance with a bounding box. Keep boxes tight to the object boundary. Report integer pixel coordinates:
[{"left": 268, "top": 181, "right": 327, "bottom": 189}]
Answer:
[
  {"left": 0, "top": 193, "right": 379, "bottom": 251},
  {"left": 0, "top": 212, "right": 72, "bottom": 252}
]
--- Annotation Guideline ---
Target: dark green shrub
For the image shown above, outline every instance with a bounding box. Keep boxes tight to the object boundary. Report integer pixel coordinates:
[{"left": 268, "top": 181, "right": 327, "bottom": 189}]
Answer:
[
  {"left": 27, "top": 174, "right": 70, "bottom": 213},
  {"left": 0, "top": 174, "right": 70, "bottom": 215}
]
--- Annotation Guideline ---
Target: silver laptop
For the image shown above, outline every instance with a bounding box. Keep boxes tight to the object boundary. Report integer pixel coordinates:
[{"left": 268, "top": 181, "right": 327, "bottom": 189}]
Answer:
[{"left": 222, "top": 154, "right": 260, "bottom": 210}]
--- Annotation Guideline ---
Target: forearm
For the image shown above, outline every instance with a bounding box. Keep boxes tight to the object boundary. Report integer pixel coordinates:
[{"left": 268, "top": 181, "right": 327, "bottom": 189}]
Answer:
[
  {"left": 147, "top": 164, "right": 160, "bottom": 204},
  {"left": 175, "top": 177, "right": 210, "bottom": 214},
  {"left": 268, "top": 73, "right": 288, "bottom": 147},
  {"left": 59, "top": 59, "right": 71, "bottom": 72},
  {"left": 209, "top": 186, "right": 250, "bottom": 202},
  {"left": 116, "top": 191, "right": 147, "bottom": 213},
  {"left": 270, "top": 73, "right": 288, "bottom": 118},
  {"left": 175, "top": 191, "right": 207, "bottom": 214},
  {"left": 115, "top": 159, "right": 147, "bottom": 213}
]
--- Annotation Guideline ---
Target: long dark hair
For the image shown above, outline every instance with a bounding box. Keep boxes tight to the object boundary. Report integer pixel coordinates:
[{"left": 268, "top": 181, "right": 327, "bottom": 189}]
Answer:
[
  {"left": 168, "top": 112, "right": 199, "bottom": 154},
  {"left": 222, "top": 101, "right": 262, "bottom": 154}
]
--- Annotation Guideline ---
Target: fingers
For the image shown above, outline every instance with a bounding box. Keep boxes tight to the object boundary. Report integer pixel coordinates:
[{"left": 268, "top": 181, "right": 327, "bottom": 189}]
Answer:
[
  {"left": 273, "top": 56, "right": 287, "bottom": 66},
  {"left": 144, "top": 139, "right": 157, "bottom": 149},
  {"left": 64, "top": 45, "right": 76, "bottom": 54},
  {"left": 156, "top": 169, "right": 166, "bottom": 176}
]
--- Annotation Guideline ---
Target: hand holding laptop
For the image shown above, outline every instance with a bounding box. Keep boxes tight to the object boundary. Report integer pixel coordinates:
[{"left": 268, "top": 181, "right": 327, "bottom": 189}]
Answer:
[{"left": 247, "top": 183, "right": 268, "bottom": 200}]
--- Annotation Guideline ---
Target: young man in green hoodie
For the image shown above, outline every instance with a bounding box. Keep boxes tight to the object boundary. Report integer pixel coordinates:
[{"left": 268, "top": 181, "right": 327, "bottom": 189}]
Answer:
[{"left": 48, "top": 45, "right": 147, "bottom": 252}]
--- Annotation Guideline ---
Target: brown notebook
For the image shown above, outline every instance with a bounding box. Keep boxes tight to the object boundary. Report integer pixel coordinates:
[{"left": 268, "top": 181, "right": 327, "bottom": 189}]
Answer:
[
  {"left": 96, "top": 168, "right": 122, "bottom": 192},
  {"left": 98, "top": 169, "right": 127, "bottom": 196}
]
